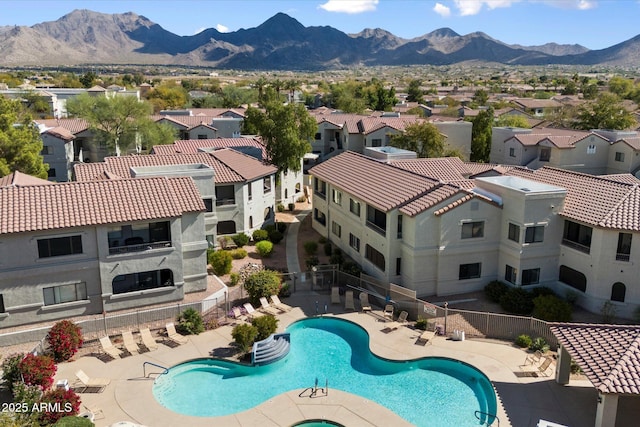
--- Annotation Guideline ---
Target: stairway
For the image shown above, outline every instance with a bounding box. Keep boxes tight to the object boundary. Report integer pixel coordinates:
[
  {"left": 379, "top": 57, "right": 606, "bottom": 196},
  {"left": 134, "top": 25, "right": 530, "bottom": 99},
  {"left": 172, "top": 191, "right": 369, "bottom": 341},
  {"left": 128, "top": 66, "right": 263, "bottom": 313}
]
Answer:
[{"left": 251, "top": 333, "right": 290, "bottom": 366}]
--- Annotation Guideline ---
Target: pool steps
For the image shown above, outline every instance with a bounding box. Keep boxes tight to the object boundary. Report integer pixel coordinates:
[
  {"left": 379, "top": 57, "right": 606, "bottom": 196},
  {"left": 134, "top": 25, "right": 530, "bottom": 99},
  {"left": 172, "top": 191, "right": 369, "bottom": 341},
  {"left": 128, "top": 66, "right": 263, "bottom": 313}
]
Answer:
[{"left": 251, "top": 333, "right": 291, "bottom": 365}]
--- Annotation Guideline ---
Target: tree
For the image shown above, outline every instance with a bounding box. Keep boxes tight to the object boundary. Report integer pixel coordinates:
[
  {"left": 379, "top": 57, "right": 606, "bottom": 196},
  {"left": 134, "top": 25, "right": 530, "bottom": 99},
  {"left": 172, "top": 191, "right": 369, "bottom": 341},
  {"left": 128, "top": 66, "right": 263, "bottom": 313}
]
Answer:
[
  {"left": 608, "top": 76, "right": 634, "bottom": 98},
  {"left": 574, "top": 92, "right": 637, "bottom": 130},
  {"left": 0, "top": 96, "right": 48, "bottom": 178},
  {"left": 65, "top": 93, "right": 154, "bottom": 156},
  {"left": 388, "top": 122, "right": 446, "bottom": 158},
  {"left": 406, "top": 79, "right": 423, "bottom": 103},
  {"left": 79, "top": 71, "right": 98, "bottom": 88},
  {"left": 495, "top": 114, "right": 531, "bottom": 128},
  {"left": 243, "top": 269, "right": 282, "bottom": 306},
  {"left": 144, "top": 81, "right": 188, "bottom": 112},
  {"left": 242, "top": 88, "right": 314, "bottom": 174},
  {"left": 472, "top": 89, "right": 488, "bottom": 106},
  {"left": 470, "top": 108, "right": 494, "bottom": 162}
]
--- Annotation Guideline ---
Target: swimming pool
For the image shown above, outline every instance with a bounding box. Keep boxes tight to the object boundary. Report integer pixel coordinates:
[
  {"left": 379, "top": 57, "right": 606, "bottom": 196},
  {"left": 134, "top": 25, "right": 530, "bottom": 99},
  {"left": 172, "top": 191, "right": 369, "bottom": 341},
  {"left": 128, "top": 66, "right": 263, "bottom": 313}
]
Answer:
[{"left": 153, "top": 317, "right": 497, "bottom": 426}]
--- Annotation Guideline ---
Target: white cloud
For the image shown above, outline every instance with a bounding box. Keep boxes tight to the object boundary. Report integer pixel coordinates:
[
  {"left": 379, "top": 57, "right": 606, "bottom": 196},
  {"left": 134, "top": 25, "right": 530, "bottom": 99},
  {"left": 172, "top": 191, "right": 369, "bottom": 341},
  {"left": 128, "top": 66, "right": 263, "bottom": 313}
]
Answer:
[
  {"left": 216, "top": 24, "right": 230, "bottom": 33},
  {"left": 193, "top": 27, "right": 206, "bottom": 35},
  {"left": 454, "top": 0, "right": 518, "bottom": 16},
  {"left": 433, "top": 3, "right": 452, "bottom": 17},
  {"left": 532, "top": 0, "right": 597, "bottom": 10},
  {"left": 318, "top": 0, "right": 379, "bottom": 14}
]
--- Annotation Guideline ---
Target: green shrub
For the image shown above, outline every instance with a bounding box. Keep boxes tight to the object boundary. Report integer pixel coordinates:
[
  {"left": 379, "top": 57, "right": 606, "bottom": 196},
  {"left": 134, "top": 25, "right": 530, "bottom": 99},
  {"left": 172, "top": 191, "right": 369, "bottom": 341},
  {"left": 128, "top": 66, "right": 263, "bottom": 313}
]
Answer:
[
  {"left": 323, "top": 242, "right": 332, "bottom": 256},
  {"left": 48, "top": 320, "right": 83, "bottom": 362},
  {"left": 485, "top": 280, "right": 509, "bottom": 303},
  {"left": 176, "top": 308, "right": 205, "bottom": 335},
  {"left": 55, "top": 416, "right": 95, "bottom": 427},
  {"left": 340, "top": 261, "right": 362, "bottom": 277},
  {"left": 532, "top": 294, "right": 572, "bottom": 322},
  {"left": 264, "top": 224, "right": 276, "bottom": 233},
  {"left": 305, "top": 256, "right": 319, "bottom": 270},
  {"left": 1, "top": 353, "right": 24, "bottom": 394},
  {"left": 232, "top": 233, "right": 250, "bottom": 247},
  {"left": 256, "top": 240, "right": 274, "bottom": 257},
  {"left": 318, "top": 236, "right": 327, "bottom": 244},
  {"left": 279, "top": 282, "right": 291, "bottom": 297},
  {"left": 304, "top": 241, "right": 318, "bottom": 255},
  {"left": 515, "top": 334, "right": 532, "bottom": 348},
  {"left": 330, "top": 248, "right": 344, "bottom": 265},
  {"left": 529, "top": 337, "right": 550, "bottom": 353},
  {"left": 229, "top": 272, "right": 240, "bottom": 286},
  {"left": 268, "top": 230, "right": 284, "bottom": 244},
  {"left": 499, "top": 287, "right": 534, "bottom": 315},
  {"left": 208, "top": 250, "right": 233, "bottom": 275},
  {"left": 252, "top": 229, "right": 269, "bottom": 242},
  {"left": 297, "top": 196, "right": 307, "bottom": 203},
  {"left": 276, "top": 203, "right": 285, "bottom": 212},
  {"left": 230, "top": 248, "right": 248, "bottom": 259},
  {"left": 288, "top": 203, "right": 295, "bottom": 211},
  {"left": 251, "top": 314, "right": 279, "bottom": 341},
  {"left": 231, "top": 323, "right": 258, "bottom": 354},
  {"left": 276, "top": 222, "right": 287, "bottom": 233},
  {"left": 415, "top": 317, "right": 429, "bottom": 331},
  {"left": 243, "top": 270, "right": 282, "bottom": 305},
  {"left": 531, "top": 286, "right": 556, "bottom": 298}
]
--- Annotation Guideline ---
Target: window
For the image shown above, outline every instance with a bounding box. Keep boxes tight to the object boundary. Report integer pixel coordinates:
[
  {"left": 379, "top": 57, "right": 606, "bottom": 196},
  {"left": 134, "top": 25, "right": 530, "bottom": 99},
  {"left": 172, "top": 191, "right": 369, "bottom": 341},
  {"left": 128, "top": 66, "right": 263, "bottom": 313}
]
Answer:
[
  {"left": 509, "top": 147, "right": 515, "bottom": 157},
  {"left": 525, "top": 226, "right": 544, "bottom": 243},
  {"left": 371, "top": 138, "right": 382, "bottom": 147},
  {"left": 616, "top": 233, "right": 632, "bottom": 261},
  {"left": 349, "top": 233, "right": 360, "bottom": 252},
  {"left": 508, "top": 223, "right": 520, "bottom": 242},
  {"left": 366, "top": 205, "right": 387, "bottom": 235},
  {"left": 263, "top": 177, "right": 272, "bottom": 194},
  {"left": 611, "top": 282, "right": 626, "bottom": 302},
  {"left": 217, "top": 220, "right": 236, "bottom": 235},
  {"left": 112, "top": 269, "right": 174, "bottom": 295},
  {"left": 505, "top": 265, "right": 517, "bottom": 284},
  {"left": 314, "top": 178, "right": 326, "bottom": 199},
  {"left": 43, "top": 282, "right": 87, "bottom": 306},
  {"left": 249, "top": 216, "right": 253, "bottom": 229},
  {"left": 397, "top": 215, "right": 403, "bottom": 239},
  {"left": 247, "top": 183, "right": 253, "bottom": 201},
  {"left": 332, "top": 189, "right": 342, "bottom": 205},
  {"left": 38, "top": 235, "right": 83, "bottom": 258},
  {"left": 615, "top": 152, "right": 625, "bottom": 162},
  {"left": 461, "top": 221, "right": 484, "bottom": 239},
  {"left": 108, "top": 221, "right": 170, "bottom": 254},
  {"left": 197, "top": 134, "right": 207, "bottom": 139},
  {"left": 0, "top": 294, "right": 4, "bottom": 313},
  {"left": 396, "top": 258, "right": 402, "bottom": 275},
  {"left": 559, "top": 265, "right": 587, "bottom": 292},
  {"left": 215, "top": 185, "right": 235, "bottom": 206},
  {"left": 203, "top": 199, "right": 213, "bottom": 212},
  {"left": 314, "top": 132, "right": 321, "bottom": 140},
  {"left": 365, "top": 244, "right": 385, "bottom": 271},
  {"left": 562, "top": 220, "right": 592, "bottom": 253},
  {"left": 314, "top": 209, "right": 326, "bottom": 226},
  {"left": 47, "top": 169, "right": 56, "bottom": 178},
  {"left": 41, "top": 146, "right": 53, "bottom": 155},
  {"left": 459, "top": 263, "right": 481, "bottom": 280},
  {"left": 522, "top": 268, "right": 540, "bottom": 286},
  {"left": 331, "top": 221, "right": 341, "bottom": 238},
  {"left": 350, "top": 199, "right": 361, "bottom": 216},
  {"left": 539, "top": 147, "right": 550, "bottom": 162},
  {"left": 587, "top": 144, "right": 596, "bottom": 154}
]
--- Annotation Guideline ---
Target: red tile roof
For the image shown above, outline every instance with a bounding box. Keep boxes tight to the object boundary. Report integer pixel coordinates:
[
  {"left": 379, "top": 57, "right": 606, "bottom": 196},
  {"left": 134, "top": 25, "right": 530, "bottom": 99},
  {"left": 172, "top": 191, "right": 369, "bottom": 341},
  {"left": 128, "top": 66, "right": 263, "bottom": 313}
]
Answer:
[
  {"left": 35, "top": 118, "right": 90, "bottom": 134},
  {"left": 391, "top": 157, "right": 471, "bottom": 182},
  {"left": 0, "top": 177, "right": 204, "bottom": 235},
  {"left": 549, "top": 323, "right": 640, "bottom": 394},
  {"left": 0, "top": 171, "right": 53, "bottom": 187},
  {"left": 151, "top": 137, "right": 266, "bottom": 159},
  {"left": 75, "top": 150, "right": 276, "bottom": 184},
  {"left": 43, "top": 126, "right": 75, "bottom": 141}
]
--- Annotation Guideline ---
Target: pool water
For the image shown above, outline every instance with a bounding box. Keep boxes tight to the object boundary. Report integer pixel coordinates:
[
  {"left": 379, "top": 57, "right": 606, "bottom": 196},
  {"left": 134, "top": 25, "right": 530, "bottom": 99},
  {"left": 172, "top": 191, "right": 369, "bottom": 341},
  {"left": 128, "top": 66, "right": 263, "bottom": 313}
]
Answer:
[{"left": 153, "top": 317, "right": 497, "bottom": 426}]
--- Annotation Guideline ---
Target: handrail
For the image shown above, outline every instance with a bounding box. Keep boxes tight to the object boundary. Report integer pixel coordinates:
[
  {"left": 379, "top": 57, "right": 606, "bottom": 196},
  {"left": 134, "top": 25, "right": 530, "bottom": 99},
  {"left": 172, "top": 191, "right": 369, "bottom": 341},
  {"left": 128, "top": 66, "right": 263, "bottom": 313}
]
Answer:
[
  {"left": 143, "top": 361, "right": 169, "bottom": 378},
  {"left": 474, "top": 410, "right": 499, "bottom": 426}
]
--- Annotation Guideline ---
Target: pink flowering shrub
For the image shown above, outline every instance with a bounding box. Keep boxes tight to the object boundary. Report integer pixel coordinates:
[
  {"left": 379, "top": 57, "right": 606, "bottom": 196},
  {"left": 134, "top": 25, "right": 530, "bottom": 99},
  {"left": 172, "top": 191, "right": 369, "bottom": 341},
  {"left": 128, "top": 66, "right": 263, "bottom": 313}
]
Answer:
[
  {"left": 47, "top": 320, "right": 83, "bottom": 362},
  {"left": 18, "top": 353, "right": 56, "bottom": 390},
  {"left": 37, "top": 388, "right": 81, "bottom": 425}
]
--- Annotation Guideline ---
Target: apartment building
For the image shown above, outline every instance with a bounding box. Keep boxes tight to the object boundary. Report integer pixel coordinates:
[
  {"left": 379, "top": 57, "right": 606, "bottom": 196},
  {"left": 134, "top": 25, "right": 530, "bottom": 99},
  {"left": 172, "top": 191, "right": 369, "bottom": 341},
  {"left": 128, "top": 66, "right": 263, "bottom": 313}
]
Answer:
[{"left": 309, "top": 151, "right": 640, "bottom": 319}]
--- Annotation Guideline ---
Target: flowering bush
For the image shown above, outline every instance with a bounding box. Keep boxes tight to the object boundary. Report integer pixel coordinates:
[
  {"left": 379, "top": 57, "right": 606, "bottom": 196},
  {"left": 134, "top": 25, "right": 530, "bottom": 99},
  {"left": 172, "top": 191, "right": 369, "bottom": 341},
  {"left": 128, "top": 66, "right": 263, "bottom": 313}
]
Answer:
[
  {"left": 37, "top": 388, "right": 80, "bottom": 425},
  {"left": 47, "top": 320, "right": 83, "bottom": 362},
  {"left": 18, "top": 353, "right": 56, "bottom": 390}
]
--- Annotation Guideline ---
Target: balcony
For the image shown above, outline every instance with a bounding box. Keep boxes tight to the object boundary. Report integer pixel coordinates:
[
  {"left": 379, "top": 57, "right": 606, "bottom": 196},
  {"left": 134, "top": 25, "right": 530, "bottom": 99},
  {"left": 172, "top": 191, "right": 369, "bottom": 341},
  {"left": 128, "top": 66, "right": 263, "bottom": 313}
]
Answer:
[
  {"left": 616, "top": 253, "right": 630, "bottom": 262},
  {"left": 216, "top": 198, "right": 236, "bottom": 207},
  {"left": 109, "top": 241, "right": 171, "bottom": 255},
  {"left": 561, "top": 239, "right": 590, "bottom": 254},
  {"left": 366, "top": 221, "right": 386, "bottom": 237}
]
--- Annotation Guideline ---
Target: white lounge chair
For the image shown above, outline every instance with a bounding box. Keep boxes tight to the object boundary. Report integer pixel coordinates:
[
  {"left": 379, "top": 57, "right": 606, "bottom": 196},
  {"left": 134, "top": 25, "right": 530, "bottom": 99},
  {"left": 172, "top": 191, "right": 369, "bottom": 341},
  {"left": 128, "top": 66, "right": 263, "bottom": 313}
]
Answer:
[
  {"left": 270, "top": 295, "right": 292, "bottom": 312},
  {"left": 259, "top": 297, "right": 281, "bottom": 315},
  {"left": 244, "top": 302, "right": 265, "bottom": 320},
  {"left": 383, "top": 304, "right": 394, "bottom": 321},
  {"left": 122, "top": 330, "right": 140, "bottom": 355},
  {"left": 74, "top": 369, "right": 110, "bottom": 392},
  {"left": 416, "top": 329, "right": 436, "bottom": 346},
  {"left": 331, "top": 287, "right": 341, "bottom": 304},
  {"left": 344, "top": 290, "right": 355, "bottom": 311},
  {"left": 140, "top": 328, "right": 158, "bottom": 351},
  {"left": 165, "top": 322, "right": 188, "bottom": 345},
  {"left": 99, "top": 336, "right": 124, "bottom": 360},
  {"left": 232, "top": 306, "right": 248, "bottom": 321},
  {"left": 384, "top": 311, "right": 408, "bottom": 332},
  {"left": 359, "top": 293, "right": 372, "bottom": 312}
]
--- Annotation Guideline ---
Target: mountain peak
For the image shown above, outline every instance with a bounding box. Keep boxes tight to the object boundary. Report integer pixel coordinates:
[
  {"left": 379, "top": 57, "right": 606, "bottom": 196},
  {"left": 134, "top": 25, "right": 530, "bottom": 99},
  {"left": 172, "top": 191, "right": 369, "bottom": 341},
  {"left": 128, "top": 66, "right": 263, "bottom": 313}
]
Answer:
[{"left": 428, "top": 28, "right": 460, "bottom": 38}]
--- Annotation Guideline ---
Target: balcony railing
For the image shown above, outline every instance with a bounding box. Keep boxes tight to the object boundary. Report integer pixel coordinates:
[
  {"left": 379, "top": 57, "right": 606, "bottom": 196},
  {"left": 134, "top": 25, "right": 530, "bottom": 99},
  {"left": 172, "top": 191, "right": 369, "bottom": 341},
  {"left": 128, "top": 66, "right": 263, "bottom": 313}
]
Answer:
[
  {"left": 216, "top": 198, "right": 236, "bottom": 206},
  {"left": 366, "top": 221, "right": 387, "bottom": 236},
  {"left": 315, "top": 191, "right": 326, "bottom": 200},
  {"left": 616, "top": 253, "right": 630, "bottom": 262},
  {"left": 109, "top": 241, "right": 171, "bottom": 255},
  {"left": 561, "top": 239, "right": 590, "bottom": 254}
]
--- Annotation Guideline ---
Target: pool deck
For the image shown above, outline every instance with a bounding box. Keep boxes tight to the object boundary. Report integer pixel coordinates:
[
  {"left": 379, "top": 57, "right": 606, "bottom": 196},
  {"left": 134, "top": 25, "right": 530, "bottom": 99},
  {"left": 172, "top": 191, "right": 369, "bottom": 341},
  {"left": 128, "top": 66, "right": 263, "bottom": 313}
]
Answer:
[{"left": 52, "top": 289, "right": 627, "bottom": 427}]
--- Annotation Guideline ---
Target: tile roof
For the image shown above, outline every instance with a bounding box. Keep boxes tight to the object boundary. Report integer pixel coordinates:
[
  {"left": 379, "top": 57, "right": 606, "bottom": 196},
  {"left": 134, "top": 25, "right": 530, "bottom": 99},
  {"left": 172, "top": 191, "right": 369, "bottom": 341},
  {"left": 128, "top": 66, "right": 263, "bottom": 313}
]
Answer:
[
  {"left": 0, "top": 177, "right": 204, "bottom": 235},
  {"left": 74, "top": 150, "right": 276, "bottom": 184},
  {"left": 549, "top": 323, "right": 640, "bottom": 395},
  {"left": 390, "top": 157, "right": 471, "bottom": 182},
  {"left": 35, "top": 118, "right": 89, "bottom": 134},
  {"left": 42, "top": 126, "right": 75, "bottom": 141},
  {"left": 507, "top": 167, "right": 640, "bottom": 231},
  {"left": 600, "top": 174, "right": 640, "bottom": 185},
  {"left": 151, "top": 137, "right": 266, "bottom": 159},
  {"left": 400, "top": 185, "right": 465, "bottom": 216},
  {"left": 0, "top": 171, "right": 53, "bottom": 187},
  {"left": 309, "top": 151, "right": 441, "bottom": 212}
]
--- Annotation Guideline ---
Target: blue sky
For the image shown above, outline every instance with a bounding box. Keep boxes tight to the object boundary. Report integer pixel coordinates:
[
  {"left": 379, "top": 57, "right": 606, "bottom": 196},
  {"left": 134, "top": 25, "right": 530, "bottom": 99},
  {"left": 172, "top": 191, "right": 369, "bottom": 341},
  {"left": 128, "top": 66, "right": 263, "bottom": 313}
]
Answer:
[{"left": 1, "top": 0, "right": 639, "bottom": 50}]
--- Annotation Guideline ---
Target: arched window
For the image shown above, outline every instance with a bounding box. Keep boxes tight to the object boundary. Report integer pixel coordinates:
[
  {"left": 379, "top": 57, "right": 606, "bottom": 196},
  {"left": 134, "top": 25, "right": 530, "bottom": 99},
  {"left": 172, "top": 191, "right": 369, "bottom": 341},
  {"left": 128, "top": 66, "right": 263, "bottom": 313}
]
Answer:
[
  {"left": 611, "top": 282, "right": 626, "bottom": 302},
  {"left": 558, "top": 265, "right": 587, "bottom": 292}
]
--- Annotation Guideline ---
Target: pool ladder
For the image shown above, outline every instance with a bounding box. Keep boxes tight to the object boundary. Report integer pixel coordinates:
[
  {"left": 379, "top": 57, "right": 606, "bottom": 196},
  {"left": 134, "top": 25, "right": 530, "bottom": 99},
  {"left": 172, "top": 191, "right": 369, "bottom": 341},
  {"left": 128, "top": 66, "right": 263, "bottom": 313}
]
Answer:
[
  {"left": 143, "top": 361, "right": 169, "bottom": 378},
  {"left": 474, "top": 410, "right": 500, "bottom": 426},
  {"left": 299, "top": 377, "right": 329, "bottom": 398}
]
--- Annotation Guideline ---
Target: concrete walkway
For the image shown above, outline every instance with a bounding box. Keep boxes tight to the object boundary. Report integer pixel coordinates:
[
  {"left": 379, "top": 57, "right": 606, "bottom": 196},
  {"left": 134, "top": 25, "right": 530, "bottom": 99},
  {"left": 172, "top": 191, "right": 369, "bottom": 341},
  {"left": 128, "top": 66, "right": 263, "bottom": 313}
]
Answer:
[{"left": 284, "top": 208, "right": 311, "bottom": 275}]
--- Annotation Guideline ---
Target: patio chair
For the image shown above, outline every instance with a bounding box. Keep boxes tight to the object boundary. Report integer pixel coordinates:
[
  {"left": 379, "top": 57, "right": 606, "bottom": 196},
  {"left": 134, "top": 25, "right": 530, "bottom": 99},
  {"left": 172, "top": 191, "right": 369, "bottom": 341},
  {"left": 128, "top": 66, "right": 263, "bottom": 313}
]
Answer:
[
  {"left": 359, "top": 293, "right": 372, "bottom": 312},
  {"left": 99, "top": 336, "right": 124, "bottom": 360},
  {"left": 82, "top": 403, "right": 105, "bottom": 420},
  {"left": 259, "top": 296, "right": 281, "bottom": 315},
  {"left": 74, "top": 369, "right": 110, "bottom": 393},
  {"left": 383, "top": 304, "right": 394, "bottom": 321},
  {"left": 270, "top": 295, "right": 293, "bottom": 312},
  {"left": 344, "top": 290, "right": 355, "bottom": 311},
  {"left": 165, "top": 322, "right": 188, "bottom": 345},
  {"left": 415, "top": 329, "right": 436, "bottom": 346},
  {"left": 232, "top": 306, "right": 248, "bottom": 321},
  {"left": 383, "top": 311, "right": 408, "bottom": 332},
  {"left": 331, "top": 286, "right": 341, "bottom": 304},
  {"left": 536, "top": 357, "right": 554, "bottom": 377},
  {"left": 122, "top": 330, "right": 140, "bottom": 355},
  {"left": 244, "top": 302, "right": 265, "bottom": 320},
  {"left": 523, "top": 350, "right": 543, "bottom": 366},
  {"left": 140, "top": 328, "right": 158, "bottom": 351}
]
